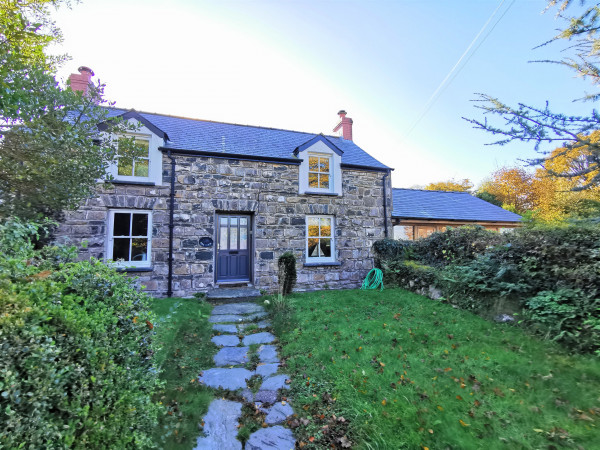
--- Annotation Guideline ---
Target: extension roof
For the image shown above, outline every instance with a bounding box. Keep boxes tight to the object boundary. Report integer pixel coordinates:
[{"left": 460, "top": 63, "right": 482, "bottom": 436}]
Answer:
[
  {"left": 392, "top": 188, "right": 522, "bottom": 223},
  {"left": 104, "top": 108, "right": 390, "bottom": 170}
]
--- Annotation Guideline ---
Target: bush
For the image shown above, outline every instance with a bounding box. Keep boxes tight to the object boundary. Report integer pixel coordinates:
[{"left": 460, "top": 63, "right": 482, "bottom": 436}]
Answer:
[
  {"left": 372, "top": 238, "right": 414, "bottom": 262},
  {"left": 278, "top": 251, "right": 297, "bottom": 295},
  {"left": 373, "top": 223, "right": 600, "bottom": 354},
  {"left": 0, "top": 220, "right": 160, "bottom": 448},
  {"left": 525, "top": 289, "right": 600, "bottom": 354},
  {"left": 412, "top": 225, "right": 500, "bottom": 267},
  {"left": 381, "top": 259, "right": 437, "bottom": 290}
]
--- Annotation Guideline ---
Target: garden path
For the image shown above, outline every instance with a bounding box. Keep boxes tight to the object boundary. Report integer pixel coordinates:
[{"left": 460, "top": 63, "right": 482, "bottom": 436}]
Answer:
[{"left": 195, "top": 302, "right": 296, "bottom": 450}]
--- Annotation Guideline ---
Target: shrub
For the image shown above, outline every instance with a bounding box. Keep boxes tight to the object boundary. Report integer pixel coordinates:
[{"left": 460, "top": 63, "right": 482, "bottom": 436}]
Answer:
[
  {"left": 0, "top": 220, "right": 160, "bottom": 448},
  {"left": 437, "top": 252, "right": 527, "bottom": 311},
  {"left": 278, "top": 251, "right": 297, "bottom": 295},
  {"left": 413, "top": 225, "right": 500, "bottom": 267},
  {"left": 381, "top": 259, "right": 437, "bottom": 289},
  {"left": 525, "top": 289, "right": 599, "bottom": 354},
  {"left": 372, "top": 238, "right": 414, "bottom": 263},
  {"left": 373, "top": 223, "right": 600, "bottom": 354}
]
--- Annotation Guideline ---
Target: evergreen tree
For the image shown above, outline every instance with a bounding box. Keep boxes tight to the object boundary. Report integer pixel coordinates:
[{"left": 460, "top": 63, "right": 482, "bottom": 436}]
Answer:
[{"left": 465, "top": 0, "right": 600, "bottom": 190}]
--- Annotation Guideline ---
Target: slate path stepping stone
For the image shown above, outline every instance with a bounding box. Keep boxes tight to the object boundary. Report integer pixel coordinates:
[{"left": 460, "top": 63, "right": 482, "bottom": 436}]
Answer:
[
  {"left": 255, "top": 363, "right": 279, "bottom": 378},
  {"left": 214, "top": 346, "right": 249, "bottom": 366},
  {"left": 198, "top": 368, "right": 253, "bottom": 390},
  {"left": 211, "top": 335, "right": 240, "bottom": 347},
  {"left": 212, "top": 302, "right": 264, "bottom": 315},
  {"left": 197, "top": 300, "right": 295, "bottom": 448},
  {"left": 265, "top": 402, "right": 294, "bottom": 425},
  {"left": 238, "top": 320, "right": 271, "bottom": 332},
  {"left": 213, "top": 324, "right": 237, "bottom": 333},
  {"left": 246, "top": 426, "right": 296, "bottom": 450},
  {"left": 247, "top": 311, "right": 268, "bottom": 321},
  {"left": 258, "top": 345, "right": 280, "bottom": 364},
  {"left": 194, "top": 399, "right": 242, "bottom": 450},
  {"left": 243, "top": 331, "right": 276, "bottom": 346},
  {"left": 209, "top": 314, "right": 245, "bottom": 323},
  {"left": 255, "top": 390, "right": 278, "bottom": 404},
  {"left": 261, "top": 374, "right": 291, "bottom": 391}
]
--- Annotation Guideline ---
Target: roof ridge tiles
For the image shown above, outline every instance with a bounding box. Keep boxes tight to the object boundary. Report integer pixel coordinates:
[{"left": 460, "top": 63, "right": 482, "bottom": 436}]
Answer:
[{"left": 103, "top": 106, "right": 341, "bottom": 138}]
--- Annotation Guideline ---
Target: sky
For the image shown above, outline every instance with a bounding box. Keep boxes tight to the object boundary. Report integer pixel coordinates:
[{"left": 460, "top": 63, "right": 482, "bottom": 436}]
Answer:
[{"left": 50, "top": 0, "right": 594, "bottom": 189}]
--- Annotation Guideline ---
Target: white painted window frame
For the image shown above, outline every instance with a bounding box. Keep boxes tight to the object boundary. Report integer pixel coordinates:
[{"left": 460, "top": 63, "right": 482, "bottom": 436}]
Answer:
[
  {"left": 307, "top": 152, "right": 332, "bottom": 192},
  {"left": 305, "top": 215, "right": 336, "bottom": 263},
  {"left": 298, "top": 141, "right": 342, "bottom": 195},
  {"left": 105, "top": 119, "right": 164, "bottom": 186},
  {"left": 106, "top": 209, "right": 152, "bottom": 268},
  {"left": 116, "top": 135, "right": 151, "bottom": 179}
]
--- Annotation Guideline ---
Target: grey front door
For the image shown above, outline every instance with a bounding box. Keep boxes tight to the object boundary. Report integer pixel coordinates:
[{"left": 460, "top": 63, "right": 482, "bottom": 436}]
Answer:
[{"left": 216, "top": 214, "right": 251, "bottom": 282}]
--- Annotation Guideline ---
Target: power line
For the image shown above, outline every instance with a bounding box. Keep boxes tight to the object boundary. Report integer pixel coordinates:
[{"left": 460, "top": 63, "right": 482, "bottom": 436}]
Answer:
[{"left": 402, "top": 0, "right": 515, "bottom": 141}]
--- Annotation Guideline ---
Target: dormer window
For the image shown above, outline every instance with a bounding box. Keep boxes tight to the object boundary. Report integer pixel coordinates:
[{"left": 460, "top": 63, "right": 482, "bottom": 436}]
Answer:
[
  {"left": 308, "top": 154, "right": 331, "bottom": 190},
  {"left": 117, "top": 137, "right": 150, "bottom": 177},
  {"left": 102, "top": 110, "right": 166, "bottom": 186},
  {"left": 296, "top": 135, "right": 343, "bottom": 196}
]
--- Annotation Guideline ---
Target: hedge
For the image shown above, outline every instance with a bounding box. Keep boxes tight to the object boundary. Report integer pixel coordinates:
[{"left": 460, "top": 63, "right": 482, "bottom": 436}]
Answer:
[
  {"left": 0, "top": 220, "right": 160, "bottom": 448},
  {"left": 374, "top": 224, "right": 600, "bottom": 355}
]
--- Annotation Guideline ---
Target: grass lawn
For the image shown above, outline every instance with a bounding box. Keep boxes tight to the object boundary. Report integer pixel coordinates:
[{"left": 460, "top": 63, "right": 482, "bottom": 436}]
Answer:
[
  {"left": 273, "top": 288, "right": 600, "bottom": 449},
  {"left": 150, "top": 297, "right": 216, "bottom": 449}
]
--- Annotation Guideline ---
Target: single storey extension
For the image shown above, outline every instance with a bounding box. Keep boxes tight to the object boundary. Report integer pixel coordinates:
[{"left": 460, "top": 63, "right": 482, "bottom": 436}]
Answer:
[{"left": 391, "top": 188, "right": 522, "bottom": 240}]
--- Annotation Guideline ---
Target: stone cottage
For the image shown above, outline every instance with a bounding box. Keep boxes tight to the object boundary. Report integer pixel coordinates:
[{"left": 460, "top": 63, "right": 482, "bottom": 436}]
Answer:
[{"left": 55, "top": 68, "right": 393, "bottom": 297}]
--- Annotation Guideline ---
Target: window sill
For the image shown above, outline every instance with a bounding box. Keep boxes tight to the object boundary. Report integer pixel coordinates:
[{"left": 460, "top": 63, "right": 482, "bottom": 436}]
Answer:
[
  {"left": 303, "top": 191, "right": 340, "bottom": 197},
  {"left": 304, "top": 262, "right": 341, "bottom": 267},
  {"left": 108, "top": 179, "right": 156, "bottom": 186},
  {"left": 116, "top": 266, "right": 154, "bottom": 273}
]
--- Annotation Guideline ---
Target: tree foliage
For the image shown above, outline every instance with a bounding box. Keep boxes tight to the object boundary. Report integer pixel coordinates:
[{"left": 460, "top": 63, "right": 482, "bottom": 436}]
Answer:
[
  {"left": 477, "top": 133, "right": 600, "bottom": 221},
  {"left": 477, "top": 167, "right": 539, "bottom": 214},
  {"left": 0, "top": 0, "right": 130, "bottom": 220},
  {"left": 465, "top": 0, "right": 600, "bottom": 190},
  {"left": 424, "top": 178, "right": 473, "bottom": 192}
]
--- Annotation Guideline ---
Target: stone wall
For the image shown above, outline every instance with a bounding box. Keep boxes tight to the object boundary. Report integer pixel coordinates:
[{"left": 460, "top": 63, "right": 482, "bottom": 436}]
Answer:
[{"left": 55, "top": 154, "right": 391, "bottom": 297}]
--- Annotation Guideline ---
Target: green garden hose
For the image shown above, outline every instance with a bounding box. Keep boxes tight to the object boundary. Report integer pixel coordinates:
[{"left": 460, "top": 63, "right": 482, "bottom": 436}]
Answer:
[{"left": 360, "top": 268, "right": 384, "bottom": 291}]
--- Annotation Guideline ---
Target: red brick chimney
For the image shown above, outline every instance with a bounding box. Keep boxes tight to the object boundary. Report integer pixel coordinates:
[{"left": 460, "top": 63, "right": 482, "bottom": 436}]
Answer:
[
  {"left": 333, "top": 110, "right": 353, "bottom": 141},
  {"left": 68, "top": 66, "right": 94, "bottom": 95}
]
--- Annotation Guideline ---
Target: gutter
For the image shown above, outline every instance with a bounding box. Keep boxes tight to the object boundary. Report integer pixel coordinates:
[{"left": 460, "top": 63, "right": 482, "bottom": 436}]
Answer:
[
  {"left": 159, "top": 147, "right": 301, "bottom": 165},
  {"left": 166, "top": 150, "right": 176, "bottom": 297},
  {"left": 391, "top": 216, "right": 523, "bottom": 224},
  {"left": 341, "top": 163, "right": 393, "bottom": 173},
  {"left": 159, "top": 148, "right": 394, "bottom": 172},
  {"left": 383, "top": 170, "right": 390, "bottom": 238}
]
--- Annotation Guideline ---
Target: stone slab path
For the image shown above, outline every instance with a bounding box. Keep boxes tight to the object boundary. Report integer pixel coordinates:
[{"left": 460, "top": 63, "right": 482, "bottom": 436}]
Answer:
[{"left": 196, "top": 302, "right": 296, "bottom": 450}]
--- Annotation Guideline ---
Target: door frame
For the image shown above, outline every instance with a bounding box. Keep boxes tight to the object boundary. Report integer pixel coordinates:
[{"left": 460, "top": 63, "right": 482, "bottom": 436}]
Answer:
[{"left": 214, "top": 212, "right": 254, "bottom": 284}]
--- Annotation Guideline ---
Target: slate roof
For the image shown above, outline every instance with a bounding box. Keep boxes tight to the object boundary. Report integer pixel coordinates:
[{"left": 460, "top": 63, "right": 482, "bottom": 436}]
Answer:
[
  {"left": 104, "top": 108, "right": 390, "bottom": 170},
  {"left": 392, "top": 188, "right": 522, "bottom": 223}
]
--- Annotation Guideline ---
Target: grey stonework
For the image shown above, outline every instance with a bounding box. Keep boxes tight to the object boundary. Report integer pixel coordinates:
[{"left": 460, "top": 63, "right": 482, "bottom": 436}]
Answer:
[{"left": 54, "top": 155, "right": 391, "bottom": 297}]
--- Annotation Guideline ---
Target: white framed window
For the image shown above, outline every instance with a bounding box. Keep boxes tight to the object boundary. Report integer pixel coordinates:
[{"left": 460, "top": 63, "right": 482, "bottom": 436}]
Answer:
[
  {"left": 298, "top": 139, "right": 342, "bottom": 195},
  {"left": 116, "top": 135, "right": 150, "bottom": 179},
  {"left": 308, "top": 154, "right": 331, "bottom": 190},
  {"left": 306, "top": 215, "right": 335, "bottom": 263},
  {"left": 107, "top": 210, "right": 152, "bottom": 267}
]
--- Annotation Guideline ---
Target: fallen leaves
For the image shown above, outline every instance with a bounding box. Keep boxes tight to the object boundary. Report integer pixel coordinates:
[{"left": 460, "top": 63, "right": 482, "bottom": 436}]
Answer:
[{"left": 338, "top": 435, "right": 352, "bottom": 448}]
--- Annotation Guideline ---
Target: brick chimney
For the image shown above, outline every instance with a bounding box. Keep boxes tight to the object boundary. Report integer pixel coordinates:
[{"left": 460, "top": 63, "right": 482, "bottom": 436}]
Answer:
[
  {"left": 333, "top": 110, "right": 353, "bottom": 141},
  {"left": 68, "top": 66, "right": 94, "bottom": 95}
]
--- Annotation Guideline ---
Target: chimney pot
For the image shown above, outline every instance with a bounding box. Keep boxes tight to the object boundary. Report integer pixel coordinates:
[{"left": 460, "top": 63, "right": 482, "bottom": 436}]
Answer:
[
  {"left": 333, "top": 109, "right": 353, "bottom": 141},
  {"left": 78, "top": 66, "right": 95, "bottom": 77}
]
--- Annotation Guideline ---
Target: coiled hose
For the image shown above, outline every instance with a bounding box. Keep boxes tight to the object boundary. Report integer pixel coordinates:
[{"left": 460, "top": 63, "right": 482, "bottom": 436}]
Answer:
[{"left": 360, "top": 268, "right": 384, "bottom": 291}]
